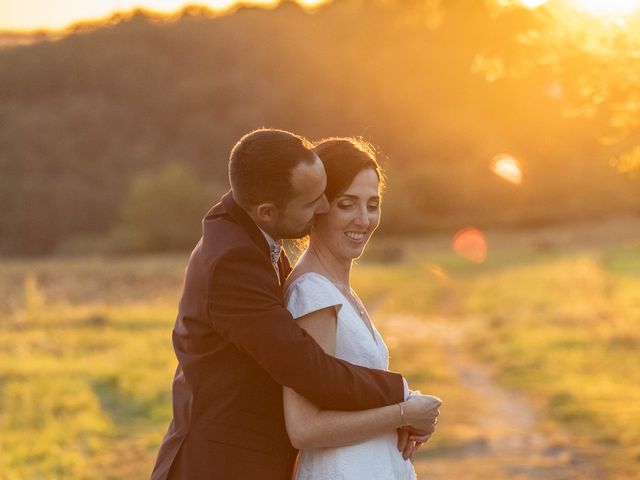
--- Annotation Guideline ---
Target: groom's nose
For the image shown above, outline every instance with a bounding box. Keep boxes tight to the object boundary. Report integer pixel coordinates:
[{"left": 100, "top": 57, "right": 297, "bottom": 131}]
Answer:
[{"left": 315, "top": 194, "right": 330, "bottom": 214}]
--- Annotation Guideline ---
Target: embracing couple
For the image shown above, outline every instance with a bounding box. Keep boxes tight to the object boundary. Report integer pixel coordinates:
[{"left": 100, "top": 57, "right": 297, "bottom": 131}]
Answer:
[{"left": 151, "top": 129, "right": 441, "bottom": 480}]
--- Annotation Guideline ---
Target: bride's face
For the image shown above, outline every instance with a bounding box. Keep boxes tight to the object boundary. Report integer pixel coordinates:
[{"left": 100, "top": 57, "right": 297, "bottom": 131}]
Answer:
[{"left": 312, "top": 168, "right": 381, "bottom": 261}]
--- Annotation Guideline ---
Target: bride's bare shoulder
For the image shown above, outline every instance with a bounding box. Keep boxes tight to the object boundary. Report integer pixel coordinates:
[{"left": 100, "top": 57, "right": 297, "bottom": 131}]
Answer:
[
  {"left": 284, "top": 266, "right": 313, "bottom": 291},
  {"left": 284, "top": 255, "right": 324, "bottom": 291}
]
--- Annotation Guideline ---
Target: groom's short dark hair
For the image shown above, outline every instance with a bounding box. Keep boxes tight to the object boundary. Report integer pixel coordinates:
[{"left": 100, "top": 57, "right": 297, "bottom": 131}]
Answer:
[{"left": 229, "top": 128, "right": 317, "bottom": 209}]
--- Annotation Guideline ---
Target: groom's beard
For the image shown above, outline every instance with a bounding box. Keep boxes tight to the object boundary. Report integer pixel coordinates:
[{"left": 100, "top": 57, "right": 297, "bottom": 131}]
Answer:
[
  {"left": 287, "top": 224, "right": 313, "bottom": 239},
  {"left": 280, "top": 220, "right": 315, "bottom": 240}
]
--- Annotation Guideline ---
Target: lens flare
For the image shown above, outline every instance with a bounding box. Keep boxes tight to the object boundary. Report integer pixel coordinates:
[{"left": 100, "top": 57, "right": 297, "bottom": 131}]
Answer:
[
  {"left": 490, "top": 154, "right": 523, "bottom": 185},
  {"left": 452, "top": 227, "right": 488, "bottom": 264},
  {"left": 426, "top": 264, "right": 452, "bottom": 284}
]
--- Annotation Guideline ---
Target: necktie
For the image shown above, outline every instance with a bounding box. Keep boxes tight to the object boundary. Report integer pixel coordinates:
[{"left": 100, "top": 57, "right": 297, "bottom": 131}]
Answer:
[
  {"left": 270, "top": 241, "right": 283, "bottom": 265},
  {"left": 270, "top": 241, "right": 283, "bottom": 282}
]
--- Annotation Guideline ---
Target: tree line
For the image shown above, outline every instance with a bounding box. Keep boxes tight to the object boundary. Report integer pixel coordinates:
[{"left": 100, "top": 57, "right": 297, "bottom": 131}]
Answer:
[{"left": 1, "top": 0, "right": 638, "bottom": 255}]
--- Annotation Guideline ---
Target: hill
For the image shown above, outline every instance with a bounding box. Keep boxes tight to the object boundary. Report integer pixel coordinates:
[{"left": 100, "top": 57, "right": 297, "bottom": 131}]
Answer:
[{"left": 1, "top": 1, "right": 638, "bottom": 254}]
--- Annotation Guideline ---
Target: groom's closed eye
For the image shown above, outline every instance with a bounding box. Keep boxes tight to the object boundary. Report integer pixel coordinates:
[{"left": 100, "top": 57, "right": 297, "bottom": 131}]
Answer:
[{"left": 307, "top": 193, "right": 325, "bottom": 207}]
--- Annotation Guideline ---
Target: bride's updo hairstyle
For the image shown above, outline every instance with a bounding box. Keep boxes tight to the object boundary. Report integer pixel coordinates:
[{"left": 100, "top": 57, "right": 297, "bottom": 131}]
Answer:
[{"left": 312, "top": 137, "right": 386, "bottom": 202}]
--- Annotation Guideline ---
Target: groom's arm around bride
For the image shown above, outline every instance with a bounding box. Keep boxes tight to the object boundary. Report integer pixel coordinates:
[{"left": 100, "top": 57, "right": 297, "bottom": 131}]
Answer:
[{"left": 151, "top": 129, "right": 420, "bottom": 480}]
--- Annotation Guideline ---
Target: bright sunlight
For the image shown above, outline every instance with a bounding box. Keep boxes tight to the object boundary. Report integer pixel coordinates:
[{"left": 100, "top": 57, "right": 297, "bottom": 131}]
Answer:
[
  {"left": 516, "top": 0, "right": 640, "bottom": 20},
  {"left": 570, "top": 0, "right": 640, "bottom": 19},
  {"left": 517, "top": 0, "right": 640, "bottom": 19}
]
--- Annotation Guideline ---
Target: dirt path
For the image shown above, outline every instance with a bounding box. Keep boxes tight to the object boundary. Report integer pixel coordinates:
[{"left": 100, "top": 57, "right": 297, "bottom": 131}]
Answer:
[{"left": 382, "top": 315, "right": 599, "bottom": 480}]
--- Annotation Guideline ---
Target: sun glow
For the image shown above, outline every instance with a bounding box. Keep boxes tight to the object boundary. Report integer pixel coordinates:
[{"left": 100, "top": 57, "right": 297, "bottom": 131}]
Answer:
[
  {"left": 520, "top": 0, "right": 549, "bottom": 8},
  {"left": 0, "top": 1, "right": 330, "bottom": 32},
  {"left": 569, "top": 0, "right": 640, "bottom": 19},
  {"left": 516, "top": 0, "right": 640, "bottom": 19}
]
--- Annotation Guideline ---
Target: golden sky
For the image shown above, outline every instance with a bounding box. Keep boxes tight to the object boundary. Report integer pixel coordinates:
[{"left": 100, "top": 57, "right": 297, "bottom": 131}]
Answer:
[
  {"left": 3, "top": 0, "right": 640, "bottom": 32},
  {"left": 0, "top": 0, "right": 326, "bottom": 32}
]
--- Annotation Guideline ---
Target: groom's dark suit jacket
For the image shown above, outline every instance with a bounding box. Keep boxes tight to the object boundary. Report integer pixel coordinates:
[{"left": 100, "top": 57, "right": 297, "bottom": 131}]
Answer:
[{"left": 150, "top": 191, "right": 404, "bottom": 480}]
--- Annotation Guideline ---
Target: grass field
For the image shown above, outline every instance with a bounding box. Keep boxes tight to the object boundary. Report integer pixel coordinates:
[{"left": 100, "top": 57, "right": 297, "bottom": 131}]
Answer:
[{"left": 1, "top": 219, "right": 639, "bottom": 479}]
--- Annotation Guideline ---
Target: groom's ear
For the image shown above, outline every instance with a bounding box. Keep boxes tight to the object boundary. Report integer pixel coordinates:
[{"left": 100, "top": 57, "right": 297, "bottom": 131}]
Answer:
[{"left": 255, "top": 202, "right": 279, "bottom": 223}]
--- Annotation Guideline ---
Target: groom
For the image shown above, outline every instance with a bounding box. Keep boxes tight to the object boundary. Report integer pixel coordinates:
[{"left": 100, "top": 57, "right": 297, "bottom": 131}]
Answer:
[{"left": 151, "top": 129, "right": 412, "bottom": 480}]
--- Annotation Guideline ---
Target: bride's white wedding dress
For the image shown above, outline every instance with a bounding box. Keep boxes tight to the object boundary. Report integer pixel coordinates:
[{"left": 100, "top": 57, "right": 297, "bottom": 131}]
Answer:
[{"left": 284, "top": 272, "right": 417, "bottom": 480}]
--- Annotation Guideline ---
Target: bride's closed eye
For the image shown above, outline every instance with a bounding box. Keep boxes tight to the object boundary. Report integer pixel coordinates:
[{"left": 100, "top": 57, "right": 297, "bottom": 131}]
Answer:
[
  {"left": 336, "top": 201, "right": 379, "bottom": 211},
  {"left": 337, "top": 201, "right": 355, "bottom": 210}
]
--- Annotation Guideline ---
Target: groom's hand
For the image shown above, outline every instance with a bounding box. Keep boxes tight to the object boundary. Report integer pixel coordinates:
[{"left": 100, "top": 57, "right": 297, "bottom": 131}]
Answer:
[
  {"left": 397, "top": 392, "right": 440, "bottom": 459},
  {"left": 396, "top": 427, "right": 410, "bottom": 455},
  {"left": 397, "top": 424, "right": 437, "bottom": 460},
  {"left": 407, "top": 426, "right": 434, "bottom": 461}
]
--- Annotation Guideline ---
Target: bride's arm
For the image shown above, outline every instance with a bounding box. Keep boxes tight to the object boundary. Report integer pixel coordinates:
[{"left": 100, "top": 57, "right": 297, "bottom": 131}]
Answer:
[
  {"left": 283, "top": 307, "right": 438, "bottom": 449},
  {"left": 284, "top": 386, "right": 405, "bottom": 449}
]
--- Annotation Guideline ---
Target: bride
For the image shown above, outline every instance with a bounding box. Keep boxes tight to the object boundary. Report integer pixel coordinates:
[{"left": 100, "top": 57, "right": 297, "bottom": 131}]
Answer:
[{"left": 283, "top": 137, "right": 441, "bottom": 479}]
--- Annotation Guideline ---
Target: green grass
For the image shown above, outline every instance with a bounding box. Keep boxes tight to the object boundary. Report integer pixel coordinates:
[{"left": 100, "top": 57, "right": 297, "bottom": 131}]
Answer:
[
  {"left": 353, "top": 242, "right": 640, "bottom": 478},
  {"left": 0, "top": 302, "right": 177, "bottom": 478},
  {"left": 0, "top": 257, "right": 184, "bottom": 479},
  {"left": 458, "top": 250, "right": 640, "bottom": 477},
  {"left": 1, "top": 236, "right": 639, "bottom": 478}
]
